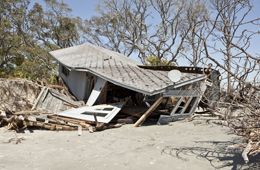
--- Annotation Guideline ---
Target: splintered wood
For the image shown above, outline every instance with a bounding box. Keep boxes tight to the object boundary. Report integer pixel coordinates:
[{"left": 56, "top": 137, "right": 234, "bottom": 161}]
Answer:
[
  {"left": 0, "top": 110, "right": 122, "bottom": 133},
  {"left": 0, "top": 78, "right": 121, "bottom": 133}
]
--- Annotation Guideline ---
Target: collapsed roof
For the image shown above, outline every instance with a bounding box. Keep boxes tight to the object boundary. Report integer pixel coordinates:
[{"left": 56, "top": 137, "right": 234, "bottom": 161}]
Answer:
[{"left": 49, "top": 44, "right": 206, "bottom": 95}]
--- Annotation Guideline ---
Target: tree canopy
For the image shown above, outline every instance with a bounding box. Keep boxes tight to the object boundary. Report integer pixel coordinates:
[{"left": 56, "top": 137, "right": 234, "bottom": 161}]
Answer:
[
  {"left": 0, "top": 0, "right": 259, "bottom": 93},
  {"left": 0, "top": 0, "right": 79, "bottom": 82}
]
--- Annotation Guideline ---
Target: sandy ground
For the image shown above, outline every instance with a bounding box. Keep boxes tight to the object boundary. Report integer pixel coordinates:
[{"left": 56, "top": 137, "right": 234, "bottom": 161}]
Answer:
[{"left": 0, "top": 119, "right": 247, "bottom": 170}]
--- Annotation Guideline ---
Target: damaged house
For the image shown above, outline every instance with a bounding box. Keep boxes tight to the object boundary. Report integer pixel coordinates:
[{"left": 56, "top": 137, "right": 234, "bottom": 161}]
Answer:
[{"left": 47, "top": 43, "right": 220, "bottom": 126}]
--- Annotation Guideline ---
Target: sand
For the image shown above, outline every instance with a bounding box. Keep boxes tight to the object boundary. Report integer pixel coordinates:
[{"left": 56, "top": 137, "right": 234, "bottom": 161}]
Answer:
[{"left": 0, "top": 119, "right": 245, "bottom": 170}]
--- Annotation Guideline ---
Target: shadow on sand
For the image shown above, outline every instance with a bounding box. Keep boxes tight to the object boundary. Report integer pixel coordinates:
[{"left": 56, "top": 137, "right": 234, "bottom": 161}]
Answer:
[{"left": 161, "top": 139, "right": 260, "bottom": 170}]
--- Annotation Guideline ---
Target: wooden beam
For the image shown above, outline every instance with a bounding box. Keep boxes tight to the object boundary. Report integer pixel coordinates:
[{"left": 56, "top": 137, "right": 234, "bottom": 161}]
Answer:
[
  {"left": 163, "top": 90, "right": 200, "bottom": 97},
  {"left": 86, "top": 77, "right": 107, "bottom": 106},
  {"left": 170, "top": 97, "right": 184, "bottom": 116},
  {"left": 134, "top": 96, "right": 164, "bottom": 127},
  {"left": 179, "top": 97, "right": 193, "bottom": 114},
  {"left": 31, "top": 87, "right": 48, "bottom": 110},
  {"left": 188, "top": 97, "right": 200, "bottom": 115}
]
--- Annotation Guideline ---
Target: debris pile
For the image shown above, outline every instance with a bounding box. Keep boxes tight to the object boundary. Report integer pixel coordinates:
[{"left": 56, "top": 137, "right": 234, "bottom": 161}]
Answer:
[
  {"left": 1, "top": 43, "right": 257, "bottom": 165},
  {"left": 208, "top": 84, "right": 260, "bottom": 163},
  {"left": 232, "top": 86, "right": 259, "bottom": 162},
  {"left": 0, "top": 78, "right": 122, "bottom": 133},
  {"left": 0, "top": 78, "right": 41, "bottom": 112},
  {"left": 0, "top": 74, "right": 212, "bottom": 132},
  {"left": 228, "top": 107, "right": 260, "bottom": 163},
  {"left": 49, "top": 44, "right": 219, "bottom": 127},
  {"left": 0, "top": 110, "right": 122, "bottom": 133},
  {"left": 0, "top": 39, "right": 219, "bottom": 140}
]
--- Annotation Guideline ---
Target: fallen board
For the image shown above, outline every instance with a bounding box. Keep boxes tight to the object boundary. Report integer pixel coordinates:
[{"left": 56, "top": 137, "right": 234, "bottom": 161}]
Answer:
[
  {"left": 32, "top": 88, "right": 84, "bottom": 113},
  {"left": 134, "top": 97, "right": 164, "bottom": 127},
  {"left": 57, "top": 102, "right": 125, "bottom": 123},
  {"left": 86, "top": 77, "right": 107, "bottom": 106}
]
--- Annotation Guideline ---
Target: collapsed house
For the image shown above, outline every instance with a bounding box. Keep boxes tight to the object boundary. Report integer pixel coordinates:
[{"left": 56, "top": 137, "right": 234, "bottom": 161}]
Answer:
[
  {"left": 0, "top": 44, "right": 220, "bottom": 133},
  {"left": 47, "top": 43, "right": 220, "bottom": 126}
]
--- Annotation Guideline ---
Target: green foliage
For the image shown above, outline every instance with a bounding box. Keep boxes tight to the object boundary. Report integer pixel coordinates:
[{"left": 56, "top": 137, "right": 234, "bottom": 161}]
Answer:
[
  {"left": 0, "top": 0, "right": 79, "bottom": 83},
  {"left": 145, "top": 55, "right": 176, "bottom": 66}
]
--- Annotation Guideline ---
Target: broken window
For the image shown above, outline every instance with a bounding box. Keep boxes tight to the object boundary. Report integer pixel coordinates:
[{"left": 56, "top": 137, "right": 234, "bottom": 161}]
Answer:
[
  {"left": 57, "top": 102, "right": 125, "bottom": 123},
  {"left": 157, "top": 80, "right": 208, "bottom": 125}
]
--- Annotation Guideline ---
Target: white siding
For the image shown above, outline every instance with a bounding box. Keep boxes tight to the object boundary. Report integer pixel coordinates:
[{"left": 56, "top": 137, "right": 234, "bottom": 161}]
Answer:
[{"left": 59, "top": 65, "right": 87, "bottom": 101}]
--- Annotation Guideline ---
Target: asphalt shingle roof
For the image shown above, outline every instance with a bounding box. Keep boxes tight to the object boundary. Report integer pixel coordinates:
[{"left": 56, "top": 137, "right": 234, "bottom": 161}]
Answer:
[{"left": 50, "top": 44, "right": 205, "bottom": 95}]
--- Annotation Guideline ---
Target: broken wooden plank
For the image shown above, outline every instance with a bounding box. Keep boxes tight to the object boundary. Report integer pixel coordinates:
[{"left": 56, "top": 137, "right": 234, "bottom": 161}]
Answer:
[
  {"left": 13, "top": 110, "right": 43, "bottom": 115},
  {"left": 163, "top": 90, "right": 200, "bottom": 97},
  {"left": 86, "top": 77, "right": 107, "bottom": 106},
  {"left": 188, "top": 97, "right": 200, "bottom": 115},
  {"left": 31, "top": 87, "right": 48, "bottom": 110},
  {"left": 179, "top": 97, "right": 193, "bottom": 114},
  {"left": 22, "top": 114, "right": 95, "bottom": 131},
  {"left": 23, "top": 120, "right": 78, "bottom": 131},
  {"left": 47, "top": 115, "right": 92, "bottom": 127},
  {"left": 170, "top": 97, "right": 184, "bottom": 115},
  {"left": 134, "top": 96, "right": 164, "bottom": 127},
  {"left": 32, "top": 88, "right": 83, "bottom": 113}
]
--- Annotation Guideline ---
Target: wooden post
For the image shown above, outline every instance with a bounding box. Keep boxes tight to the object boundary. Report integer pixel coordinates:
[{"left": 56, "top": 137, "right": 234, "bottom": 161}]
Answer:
[{"left": 134, "top": 96, "right": 163, "bottom": 127}]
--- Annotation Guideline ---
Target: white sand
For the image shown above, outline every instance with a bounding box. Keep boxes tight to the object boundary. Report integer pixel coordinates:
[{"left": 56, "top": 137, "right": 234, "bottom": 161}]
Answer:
[{"left": 0, "top": 120, "right": 244, "bottom": 170}]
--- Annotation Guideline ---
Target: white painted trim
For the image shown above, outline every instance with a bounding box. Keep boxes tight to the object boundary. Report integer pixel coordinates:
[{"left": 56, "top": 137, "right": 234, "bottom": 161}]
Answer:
[
  {"left": 57, "top": 102, "right": 125, "bottom": 123},
  {"left": 86, "top": 77, "right": 107, "bottom": 106}
]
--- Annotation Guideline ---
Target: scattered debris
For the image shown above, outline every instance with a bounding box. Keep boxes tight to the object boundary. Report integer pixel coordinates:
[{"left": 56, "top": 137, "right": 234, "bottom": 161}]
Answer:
[
  {"left": 1, "top": 43, "right": 259, "bottom": 163},
  {"left": 0, "top": 78, "right": 41, "bottom": 112},
  {"left": 194, "top": 85, "right": 260, "bottom": 163},
  {"left": 1, "top": 44, "right": 220, "bottom": 134},
  {"left": 49, "top": 44, "right": 219, "bottom": 126},
  {"left": 32, "top": 87, "right": 84, "bottom": 113},
  {"left": 0, "top": 45, "right": 222, "bottom": 146}
]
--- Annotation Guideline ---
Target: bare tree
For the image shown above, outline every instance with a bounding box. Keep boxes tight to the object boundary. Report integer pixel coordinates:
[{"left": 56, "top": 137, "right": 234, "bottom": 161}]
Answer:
[
  {"left": 197, "top": 0, "right": 260, "bottom": 97},
  {"left": 80, "top": 0, "right": 259, "bottom": 93},
  {"left": 184, "top": 0, "right": 208, "bottom": 66},
  {"left": 80, "top": 0, "right": 195, "bottom": 64}
]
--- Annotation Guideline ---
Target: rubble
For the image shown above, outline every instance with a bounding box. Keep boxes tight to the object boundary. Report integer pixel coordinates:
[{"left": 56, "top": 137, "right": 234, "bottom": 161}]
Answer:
[
  {"left": 48, "top": 44, "right": 220, "bottom": 126},
  {"left": 0, "top": 79, "right": 115, "bottom": 132},
  {"left": 0, "top": 78, "right": 123, "bottom": 133},
  {"left": 201, "top": 85, "right": 260, "bottom": 163},
  {"left": 0, "top": 72, "right": 211, "bottom": 133},
  {"left": 0, "top": 44, "right": 258, "bottom": 166},
  {"left": 0, "top": 78, "right": 41, "bottom": 112},
  {"left": 0, "top": 45, "right": 220, "bottom": 133}
]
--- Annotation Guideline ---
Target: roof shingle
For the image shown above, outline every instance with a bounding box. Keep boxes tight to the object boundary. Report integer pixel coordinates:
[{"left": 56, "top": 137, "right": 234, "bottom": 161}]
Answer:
[{"left": 50, "top": 44, "right": 205, "bottom": 95}]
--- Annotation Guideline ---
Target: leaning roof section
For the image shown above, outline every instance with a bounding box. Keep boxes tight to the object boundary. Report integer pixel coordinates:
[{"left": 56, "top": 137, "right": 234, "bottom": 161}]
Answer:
[
  {"left": 50, "top": 43, "right": 138, "bottom": 68},
  {"left": 49, "top": 44, "right": 206, "bottom": 95}
]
